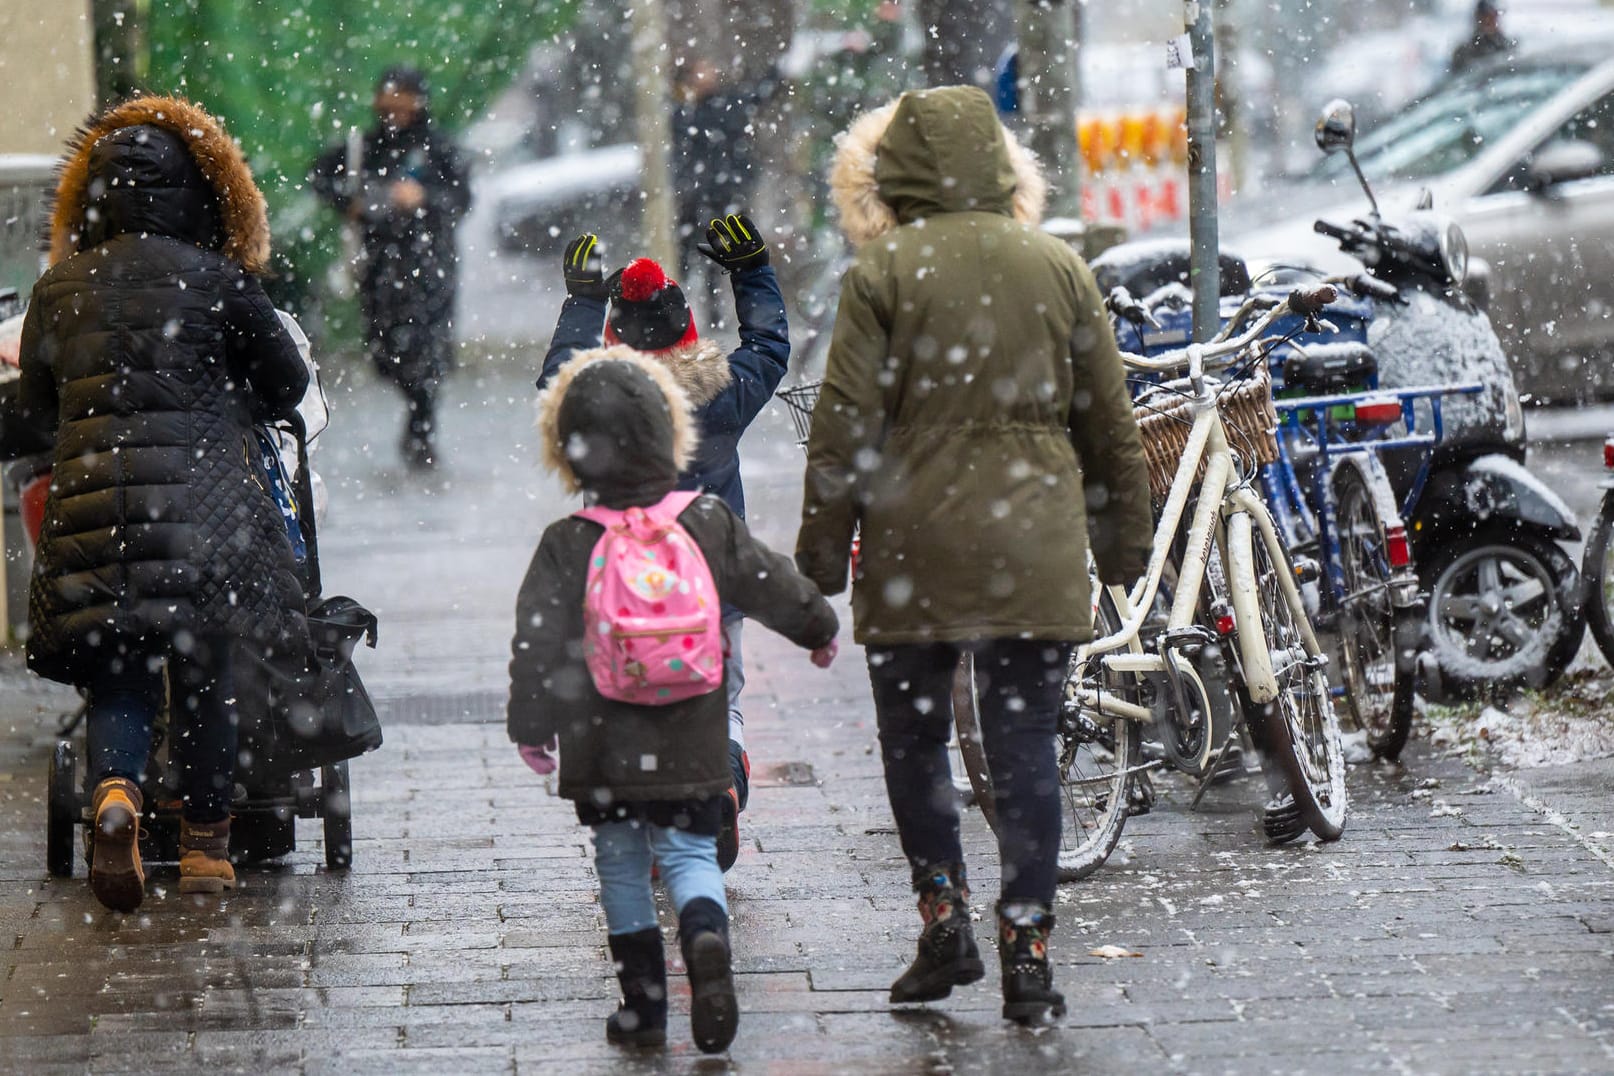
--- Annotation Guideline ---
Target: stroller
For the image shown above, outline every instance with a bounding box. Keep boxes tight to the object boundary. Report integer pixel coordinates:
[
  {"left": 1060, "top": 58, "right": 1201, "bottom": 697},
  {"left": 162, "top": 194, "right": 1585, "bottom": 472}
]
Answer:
[{"left": 1, "top": 309, "right": 384, "bottom": 875}]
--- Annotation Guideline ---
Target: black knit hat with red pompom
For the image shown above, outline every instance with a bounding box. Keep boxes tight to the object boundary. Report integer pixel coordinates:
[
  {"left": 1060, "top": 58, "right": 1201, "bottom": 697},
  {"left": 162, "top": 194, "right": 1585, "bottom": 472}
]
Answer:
[{"left": 605, "top": 258, "right": 699, "bottom": 352}]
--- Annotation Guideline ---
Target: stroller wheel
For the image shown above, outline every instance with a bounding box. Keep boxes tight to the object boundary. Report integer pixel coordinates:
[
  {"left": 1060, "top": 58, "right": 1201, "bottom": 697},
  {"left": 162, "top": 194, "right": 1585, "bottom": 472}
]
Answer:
[
  {"left": 321, "top": 762, "right": 352, "bottom": 870},
  {"left": 47, "top": 741, "right": 78, "bottom": 878}
]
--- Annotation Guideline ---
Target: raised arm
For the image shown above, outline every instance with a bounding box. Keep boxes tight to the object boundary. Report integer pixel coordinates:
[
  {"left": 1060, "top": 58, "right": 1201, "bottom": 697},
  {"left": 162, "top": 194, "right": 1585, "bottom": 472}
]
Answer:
[{"left": 537, "top": 233, "right": 610, "bottom": 390}]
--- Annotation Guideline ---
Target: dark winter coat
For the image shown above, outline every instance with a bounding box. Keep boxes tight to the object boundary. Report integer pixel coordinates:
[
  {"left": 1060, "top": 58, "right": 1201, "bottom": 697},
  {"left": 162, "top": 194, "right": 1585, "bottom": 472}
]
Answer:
[
  {"left": 796, "top": 86, "right": 1153, "bottom": 646},
  {"left": 18, "top": 96, "right": 311, "bottom": 685},
  {"left": 539, "top": 265, "right": 791, "bottom": 520},
  {"left": 509, "top": 347, "right": 837, "bottom": 810},
  {"left": 310, "top": 119, "right": 470, "bottom": 388},
  {"left": 672, "top": 88, "right": 763, "bottom": 245}
]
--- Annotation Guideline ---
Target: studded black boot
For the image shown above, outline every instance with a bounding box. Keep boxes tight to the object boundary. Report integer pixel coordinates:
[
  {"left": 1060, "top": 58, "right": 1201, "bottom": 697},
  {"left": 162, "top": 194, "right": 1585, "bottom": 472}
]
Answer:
[
  {"left": 889, "top": 862, "right": 986, "bottom": 1004},
  {"left": 997, "top": 900, "right": 1066, "bottom": 1025},
  {"left": 605, "top": 928, "right": 668, "bottom": 1047}
]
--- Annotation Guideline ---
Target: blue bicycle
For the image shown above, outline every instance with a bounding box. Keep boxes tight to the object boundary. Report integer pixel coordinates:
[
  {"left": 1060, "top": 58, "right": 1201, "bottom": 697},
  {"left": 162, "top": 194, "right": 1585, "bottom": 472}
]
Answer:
[{"left": 1113, "top": 284, "right": 1480, "bottom": 761}]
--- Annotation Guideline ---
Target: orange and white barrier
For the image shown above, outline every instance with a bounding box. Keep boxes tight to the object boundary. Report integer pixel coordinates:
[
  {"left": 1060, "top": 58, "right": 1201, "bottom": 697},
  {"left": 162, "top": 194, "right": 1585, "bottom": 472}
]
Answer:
[{"left": 1077, "top": 105, "right": 1230, "bottom": 233}]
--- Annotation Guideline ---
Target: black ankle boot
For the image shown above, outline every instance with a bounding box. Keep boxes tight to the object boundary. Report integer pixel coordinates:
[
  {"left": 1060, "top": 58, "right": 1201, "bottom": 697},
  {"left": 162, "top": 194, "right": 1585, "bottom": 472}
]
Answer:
[
  {"left": 889, "top": 862, "right": 986, "bottom": 1004},
  {"left": 678, "top": 897, "right": 738, "bottom": 1054},
  {"left": 606, "top": 928, "right": 668, "bottom": 1047},
  {"left": 997, "top": 900, "right": 1066, "bottom": 1025}
]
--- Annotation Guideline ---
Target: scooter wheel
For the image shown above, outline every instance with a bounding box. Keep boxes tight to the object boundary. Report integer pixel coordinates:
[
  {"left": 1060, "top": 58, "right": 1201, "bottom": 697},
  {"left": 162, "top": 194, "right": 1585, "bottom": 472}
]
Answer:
[{"left": 1421, "top": 525, "right": 1585, "bottom": 701}]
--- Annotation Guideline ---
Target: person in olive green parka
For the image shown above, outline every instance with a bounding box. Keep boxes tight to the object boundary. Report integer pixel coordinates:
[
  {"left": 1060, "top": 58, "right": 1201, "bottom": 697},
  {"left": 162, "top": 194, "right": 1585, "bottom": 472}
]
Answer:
[{"left": 795, "top": 86, "right": 1152, "bottom": 1025}]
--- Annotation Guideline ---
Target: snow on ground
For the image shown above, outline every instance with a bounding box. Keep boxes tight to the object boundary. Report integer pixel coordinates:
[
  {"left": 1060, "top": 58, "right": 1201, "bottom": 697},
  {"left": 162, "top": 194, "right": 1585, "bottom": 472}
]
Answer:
[{"left": 1422, "top": 667, "right": 1614, "bottom": 769}]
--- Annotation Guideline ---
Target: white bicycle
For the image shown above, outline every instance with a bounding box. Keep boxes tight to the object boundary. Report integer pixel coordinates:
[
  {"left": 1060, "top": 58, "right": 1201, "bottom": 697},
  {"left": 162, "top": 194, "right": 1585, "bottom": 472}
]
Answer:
[{"left": 952, "top": 285, "right": 1350, "bottom": 880}]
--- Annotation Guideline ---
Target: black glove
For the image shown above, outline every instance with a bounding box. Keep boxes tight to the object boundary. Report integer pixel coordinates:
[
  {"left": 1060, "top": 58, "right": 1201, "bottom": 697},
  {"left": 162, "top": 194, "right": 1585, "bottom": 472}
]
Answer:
[
  {"left": 562, "top": 233, "right": 609, "bottom": 300},
  {"left": 697, "top": 213, "right": 769, "bottom": 273}
]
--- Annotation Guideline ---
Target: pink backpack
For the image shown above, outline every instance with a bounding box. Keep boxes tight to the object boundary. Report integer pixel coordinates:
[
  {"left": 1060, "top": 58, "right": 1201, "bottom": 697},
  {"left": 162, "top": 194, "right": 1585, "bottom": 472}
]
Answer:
[{"left": 575, "top": 491, "right": 724, "bottom": 704}]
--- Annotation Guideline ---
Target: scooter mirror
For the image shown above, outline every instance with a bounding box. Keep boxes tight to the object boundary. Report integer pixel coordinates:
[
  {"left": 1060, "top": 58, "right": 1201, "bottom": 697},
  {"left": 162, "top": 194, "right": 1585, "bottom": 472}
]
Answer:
[{"left": 1315, "top": 100, "right": 1357, "bottom": 155}]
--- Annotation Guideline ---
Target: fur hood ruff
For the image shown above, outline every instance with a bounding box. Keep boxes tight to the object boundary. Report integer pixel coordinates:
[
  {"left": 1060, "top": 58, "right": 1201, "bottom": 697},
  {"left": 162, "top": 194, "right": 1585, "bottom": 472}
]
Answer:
[
  {"left": 649, "top": 338, "right": 731, "bottom": 407},
  {"left": 828, "top": 95, "right": 1047, "bottom": 247},
  {"left": 537, "top": 345, "right": 703, "bottom": 494},
  {"left": 50, "top": 94, "right": 270, "bottom": 272}
]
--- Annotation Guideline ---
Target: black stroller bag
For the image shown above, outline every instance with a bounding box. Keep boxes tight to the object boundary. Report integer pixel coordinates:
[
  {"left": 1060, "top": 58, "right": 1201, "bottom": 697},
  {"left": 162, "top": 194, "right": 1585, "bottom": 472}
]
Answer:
[
  {"left": 236, "top": 414, "right": 382, "bottom": 777},
  {"left": 236, "top": 603, "right": 382, "bottom": 777}
]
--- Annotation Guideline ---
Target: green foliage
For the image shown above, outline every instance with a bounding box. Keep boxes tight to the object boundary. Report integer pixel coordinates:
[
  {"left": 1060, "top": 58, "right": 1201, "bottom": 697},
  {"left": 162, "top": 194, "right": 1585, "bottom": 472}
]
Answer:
[
  {"left": 141, "top": 0, "right": 580, "bottom": 315},
  {"left": 807, "top": 0, "right": 884, "bottom": 23}
]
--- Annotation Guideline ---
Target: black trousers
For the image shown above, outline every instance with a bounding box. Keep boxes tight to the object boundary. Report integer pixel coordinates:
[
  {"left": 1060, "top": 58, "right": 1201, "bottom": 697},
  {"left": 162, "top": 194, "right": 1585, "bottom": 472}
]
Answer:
[{"left": 866, "top": 638, "right": 1071, "bottom": 904}]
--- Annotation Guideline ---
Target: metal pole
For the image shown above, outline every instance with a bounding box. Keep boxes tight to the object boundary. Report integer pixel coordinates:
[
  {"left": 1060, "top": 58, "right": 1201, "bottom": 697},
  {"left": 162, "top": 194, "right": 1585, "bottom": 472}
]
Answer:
[
  {"left": 629, "top": 0, "right": 677, "bottom": 269},
  {"left": 1184, "top": 0, "right": 1220, "bottom": 342},
  {"left": 1014, "top": 0, "right": 1081, "bottom": 219}
]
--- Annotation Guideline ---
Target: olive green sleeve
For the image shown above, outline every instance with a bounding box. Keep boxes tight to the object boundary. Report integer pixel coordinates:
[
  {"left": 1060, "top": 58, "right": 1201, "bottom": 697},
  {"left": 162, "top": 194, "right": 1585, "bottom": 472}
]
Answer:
[
  {"left": 1068, "top": 262, "right": 1153, "bottom": 586},
  {"left": 795, "top": 259, "right": 889, "bottom": 595}
]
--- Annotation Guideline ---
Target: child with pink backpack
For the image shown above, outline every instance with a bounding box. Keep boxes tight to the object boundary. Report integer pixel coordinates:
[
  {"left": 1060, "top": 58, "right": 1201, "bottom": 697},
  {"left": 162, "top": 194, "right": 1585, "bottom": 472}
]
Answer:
[{"left": 508, "top": 345, "right": 838, "bottom": 1054}]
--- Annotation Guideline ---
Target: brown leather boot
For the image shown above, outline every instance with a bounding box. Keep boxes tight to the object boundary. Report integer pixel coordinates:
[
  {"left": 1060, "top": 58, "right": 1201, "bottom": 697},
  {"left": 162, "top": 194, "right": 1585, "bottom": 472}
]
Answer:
[
  {"left": 178, "top": 817, "right": 236, "bottom": 894},
  {"left": 90, "top": 777, "right": 145, "bottom": 913}
]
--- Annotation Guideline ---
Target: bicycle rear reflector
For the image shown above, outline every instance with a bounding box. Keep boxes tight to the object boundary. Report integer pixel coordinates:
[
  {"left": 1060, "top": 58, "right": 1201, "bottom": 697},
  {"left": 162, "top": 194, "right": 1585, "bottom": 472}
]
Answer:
[{"left": 1385, "top": 525, "right": 1411, "bottom": 569}]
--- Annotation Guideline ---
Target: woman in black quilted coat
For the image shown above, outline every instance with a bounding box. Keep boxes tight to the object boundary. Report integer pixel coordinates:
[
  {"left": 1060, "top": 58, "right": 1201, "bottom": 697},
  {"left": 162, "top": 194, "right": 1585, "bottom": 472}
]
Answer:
[{"left": 16, "top": 95, "right": 311, "bottom": 912}]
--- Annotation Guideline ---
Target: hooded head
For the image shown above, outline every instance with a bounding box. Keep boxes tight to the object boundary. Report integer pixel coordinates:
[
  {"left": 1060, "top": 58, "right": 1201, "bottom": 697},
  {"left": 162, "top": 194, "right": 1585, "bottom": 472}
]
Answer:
[
  {"left": 537, "top": 346, "right": 699, "bottom": 506},
  {"left": 828, "top": 85, "right": 1046, "bottom": 247},
  {"left": 50, "top": 94, "right": 270, "bottom": 272},
  {"left": 374, "top": 64, "right": 430, "bottom": 134},
  {"left": 606, "top": 258, "right": 700, "bottom": 352}
]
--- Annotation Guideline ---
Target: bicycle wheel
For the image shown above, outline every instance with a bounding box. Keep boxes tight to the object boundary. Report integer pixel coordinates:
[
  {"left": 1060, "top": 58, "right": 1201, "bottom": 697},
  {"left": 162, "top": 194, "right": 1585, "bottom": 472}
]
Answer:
[
  {"left": 1331, "top": 465, "right": 1414, "bottom": 761},
  {"left": 1246, "top": 519, "right": 1348, "bottom": 841},
  {"left": 1581, "top": 492, "right": 1614, "bottom": 669},
  {"left": 951, "top": 655, "right": 999, "bottom": 834},
  {"left": 1054, "top": 593, "right": 1141, "bottom": 882}
]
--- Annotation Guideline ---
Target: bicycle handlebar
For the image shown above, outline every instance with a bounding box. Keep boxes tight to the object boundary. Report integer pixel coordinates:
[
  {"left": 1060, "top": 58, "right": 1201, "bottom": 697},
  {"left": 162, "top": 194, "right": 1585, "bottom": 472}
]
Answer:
[
  {"left": 1120, "top": 284, "right": 1338, "bottom": 376},
  {"left": 1314, "top": 218, "right": 1355, "bottom": 243}
]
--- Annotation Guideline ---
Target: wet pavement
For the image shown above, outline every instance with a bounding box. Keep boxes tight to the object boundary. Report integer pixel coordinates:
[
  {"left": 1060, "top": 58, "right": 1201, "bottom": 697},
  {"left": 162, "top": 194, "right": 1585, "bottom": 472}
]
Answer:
[{"left": 1, "top": 359, "right": 1612, "bottom": 1074}]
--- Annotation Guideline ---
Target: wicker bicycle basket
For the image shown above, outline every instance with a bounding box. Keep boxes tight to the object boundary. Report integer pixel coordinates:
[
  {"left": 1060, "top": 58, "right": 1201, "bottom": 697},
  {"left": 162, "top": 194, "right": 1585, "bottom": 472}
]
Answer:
[
  {"left": 1132, "top": 362, "right": 1280, "bottom": 502},
  {"left": 777, "top": 380, "right": 822, "bottom": 447}
]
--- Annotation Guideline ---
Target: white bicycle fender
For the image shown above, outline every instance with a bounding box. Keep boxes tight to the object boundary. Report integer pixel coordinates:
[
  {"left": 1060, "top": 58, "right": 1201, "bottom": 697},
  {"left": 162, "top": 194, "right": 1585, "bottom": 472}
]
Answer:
[{"left": 1227, "top": 511, "right": 1279, "bottom": 704}]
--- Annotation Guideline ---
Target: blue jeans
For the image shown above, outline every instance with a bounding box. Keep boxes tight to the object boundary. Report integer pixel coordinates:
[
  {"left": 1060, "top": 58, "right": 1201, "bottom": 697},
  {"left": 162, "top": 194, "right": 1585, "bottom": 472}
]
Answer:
[
  {"left": 87, "top": 642, "right": 239, "bottom": 823},
  {"left": 593, "top": 820, "right": 727, "bottom": 935}
]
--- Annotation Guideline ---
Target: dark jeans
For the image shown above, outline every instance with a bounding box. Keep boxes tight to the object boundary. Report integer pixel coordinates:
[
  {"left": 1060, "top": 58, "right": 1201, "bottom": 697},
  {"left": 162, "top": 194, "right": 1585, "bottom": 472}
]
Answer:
[
  {"left": 88, "top": 640, "right": 239, "bottom": 823},
  {"left": 867, "top": 639, "right": 1072, "bottom": 905}
]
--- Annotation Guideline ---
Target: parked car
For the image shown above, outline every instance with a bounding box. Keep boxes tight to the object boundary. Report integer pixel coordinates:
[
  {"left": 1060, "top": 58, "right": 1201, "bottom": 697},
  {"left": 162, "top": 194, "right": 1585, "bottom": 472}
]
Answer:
[
  {"left": 482, "top": 143, "right": 641, "bottom": 259},
  {"left": 1231, "top": 35, "right": 1614, "bottom": 404}
]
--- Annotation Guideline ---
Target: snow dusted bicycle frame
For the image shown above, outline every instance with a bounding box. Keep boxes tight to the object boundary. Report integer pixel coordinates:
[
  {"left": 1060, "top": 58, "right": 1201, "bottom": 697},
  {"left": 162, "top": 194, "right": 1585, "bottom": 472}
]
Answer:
[
  {"left": 1262, "top": 371, "right": 1484, "bottom": 762},
  {"left": 1066, "top": 284, "right": 1349, "bottom": 871}
]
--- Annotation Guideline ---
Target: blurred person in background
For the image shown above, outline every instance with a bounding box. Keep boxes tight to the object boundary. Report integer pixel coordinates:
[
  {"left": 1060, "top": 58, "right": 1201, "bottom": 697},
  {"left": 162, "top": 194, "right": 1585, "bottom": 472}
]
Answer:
[
  {"left": 1450, "top": 0, "right": 1515, "bottom": 76},
  {"left": 672, "top": 58, "right": 773, "bottom": 325},
  {"left": 311, "top": 65, "right": 470, "bottom": 470}
]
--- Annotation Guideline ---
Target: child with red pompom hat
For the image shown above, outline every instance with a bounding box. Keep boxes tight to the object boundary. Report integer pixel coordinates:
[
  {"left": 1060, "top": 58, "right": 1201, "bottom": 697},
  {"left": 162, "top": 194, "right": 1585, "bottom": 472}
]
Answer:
[{"left": 537, "top": 213, "right": 790, "bottom": 874}]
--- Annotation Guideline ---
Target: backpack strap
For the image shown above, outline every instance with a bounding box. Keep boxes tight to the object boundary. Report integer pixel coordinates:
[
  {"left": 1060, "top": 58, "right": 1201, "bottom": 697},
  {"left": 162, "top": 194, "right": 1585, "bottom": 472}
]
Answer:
[
  {"left": 573, "top": 503, "right": 623, "bottom": 529},
  {"left": 646, "top": 490, "right": 702, "bottom": 525},
  {"left": 575, "top": 490, "right": 701, "bottom": 530}
]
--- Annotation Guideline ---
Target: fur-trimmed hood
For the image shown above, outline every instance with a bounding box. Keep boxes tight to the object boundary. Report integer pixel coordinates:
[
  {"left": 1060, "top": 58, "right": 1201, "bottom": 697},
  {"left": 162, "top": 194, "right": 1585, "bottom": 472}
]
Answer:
[
  {"left": 829, "top": 85, "right": 1046, "bottom": 247},
  {"left": 647, "top": 338, "right": 732, "bottom": 407},
  {"left": 50, "top": 95, "right": 270, "bottom": 272},
  {"left": 537, "top": 345, "right": 700, "bottom": 500}
]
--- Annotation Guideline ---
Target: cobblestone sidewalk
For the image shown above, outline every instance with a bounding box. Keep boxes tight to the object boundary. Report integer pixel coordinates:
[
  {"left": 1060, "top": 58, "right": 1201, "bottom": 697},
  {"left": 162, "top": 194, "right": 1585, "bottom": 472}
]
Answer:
[{"left": 1, "top": 367, "right": 1610, "bottom": 1074}]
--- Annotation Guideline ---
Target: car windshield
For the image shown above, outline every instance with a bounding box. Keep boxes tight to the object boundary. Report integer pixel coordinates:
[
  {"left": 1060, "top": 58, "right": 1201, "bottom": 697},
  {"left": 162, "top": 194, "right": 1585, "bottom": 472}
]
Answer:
[{"left": 1309, "top": 60, "right": 1592, "bottom": 184}]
